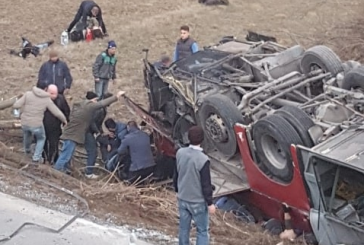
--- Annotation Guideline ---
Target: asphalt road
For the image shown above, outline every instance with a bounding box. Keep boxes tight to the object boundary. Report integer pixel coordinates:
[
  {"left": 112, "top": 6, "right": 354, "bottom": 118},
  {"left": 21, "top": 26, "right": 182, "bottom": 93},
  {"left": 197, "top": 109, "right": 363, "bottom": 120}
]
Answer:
[{"left": 0, "top": 192, "right": 153, "bottom": 245}]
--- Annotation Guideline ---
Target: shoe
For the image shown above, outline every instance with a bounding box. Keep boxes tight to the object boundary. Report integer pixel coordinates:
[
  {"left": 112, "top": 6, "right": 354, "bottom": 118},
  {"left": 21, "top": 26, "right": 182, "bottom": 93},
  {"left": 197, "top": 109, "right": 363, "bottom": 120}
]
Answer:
[
  {"left": 85, "top": 173, "right": 99, "bottom": 179},
  {"left": 32, "top": 157, "right": 43, "bottom": 164}
]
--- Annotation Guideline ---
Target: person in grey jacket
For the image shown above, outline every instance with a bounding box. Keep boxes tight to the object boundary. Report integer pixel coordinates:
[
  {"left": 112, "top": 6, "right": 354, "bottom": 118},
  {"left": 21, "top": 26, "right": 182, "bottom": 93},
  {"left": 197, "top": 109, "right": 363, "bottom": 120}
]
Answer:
[
  {"left": 117, "top": 121, "right": 155, "bottom": 183},
  {"left": 173, "top": 126, "right": 216, "bottom": 245},
  {"left": 38, "top": 50, "right": 73, "bottom": 95},
  {"left": 92, "top": 41, "right": 117, "bottom": 98}
]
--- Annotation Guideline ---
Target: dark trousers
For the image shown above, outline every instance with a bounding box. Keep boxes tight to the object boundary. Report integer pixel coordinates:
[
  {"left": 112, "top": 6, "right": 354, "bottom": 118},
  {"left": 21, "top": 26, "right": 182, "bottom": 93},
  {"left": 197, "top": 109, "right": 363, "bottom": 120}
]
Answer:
[
  {"left": 127, "top": 166, "right": 156, "bottom": 185},
  {"left": 43, "top": 127, "right": 61, "bottom": 164},
  {"left": 84, "top": 132, "right": 97, "bottom": 175}
]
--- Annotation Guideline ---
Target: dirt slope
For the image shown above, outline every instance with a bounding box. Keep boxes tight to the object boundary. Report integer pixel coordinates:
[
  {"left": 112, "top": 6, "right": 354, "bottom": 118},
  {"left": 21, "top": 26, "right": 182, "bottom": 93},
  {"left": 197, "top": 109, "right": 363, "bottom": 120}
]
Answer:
[{"left": 1, "top": 0, "right": 364, "bottom": 244}]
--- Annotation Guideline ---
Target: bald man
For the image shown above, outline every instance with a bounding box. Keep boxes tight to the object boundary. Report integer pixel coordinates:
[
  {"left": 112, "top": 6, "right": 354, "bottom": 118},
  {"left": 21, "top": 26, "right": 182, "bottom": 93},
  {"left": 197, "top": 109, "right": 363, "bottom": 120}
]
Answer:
[{"left": 43, "top": 85, "right": 70, "bottom": 164}]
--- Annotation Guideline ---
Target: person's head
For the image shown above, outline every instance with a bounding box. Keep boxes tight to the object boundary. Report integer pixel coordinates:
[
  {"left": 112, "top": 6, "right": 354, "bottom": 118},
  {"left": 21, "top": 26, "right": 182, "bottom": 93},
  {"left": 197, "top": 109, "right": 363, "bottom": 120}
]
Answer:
[
  {"left": 180, "top": 25, "right": 190, "bottom": 40},
  {"left": 49, "top": 49, "right": 59, "bottom": 62},
  {"left": 104, "top": 118, "right": 116, "bottom": 132},
  {"left": 47, "top": 84, "right": 58, "bottom": 100},
  {"left": 127, "top": 121, "right": 139, "bottom": 131},
  {"left": 188, "top": 126, "right": 204, "bottom": 146},
  {"left": 36, "top": 80, "right": 48, "bottom": 90},
  {"left": 91, "top": 6, "right": 99, "bottom": 17},
  {"left": 85, "top": 91, "right": 99, "bottom": 102},
  {"left": 161, "top": 55, "right": 171, "bottom": 66},
  {"left": 107, "top": 40, "right": 117, "bottom": 55},
  {"left": 92, "top": 27, "right": 103, "bottom": 39}
]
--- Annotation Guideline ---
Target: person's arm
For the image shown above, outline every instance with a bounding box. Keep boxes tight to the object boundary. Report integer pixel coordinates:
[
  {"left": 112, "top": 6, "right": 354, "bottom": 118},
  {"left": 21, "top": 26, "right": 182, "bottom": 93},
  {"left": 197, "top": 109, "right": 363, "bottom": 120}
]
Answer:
[
  {"left": 97, "top": 10, "right": 107, "bottom": 34},
  {"left": 89, "top": 95, "right": 118, "bottom": 110},
  {"left": 92, "top": 54, "right": 103, "bottom": 79},
  {"left": 199, "top": 160, "right": 213, "bottom": 206},
  {"left": 117, "top": 138, "right": 129, "bottom": 155},
  {"left": 67, "top": 5, "right": 83, "bottom": 32},
  {"left": 13, "top": 94, "right": 26, "bottom": 109},
  {"left": 38, "top": 63, "right": 47, "bottom": 84},
  {"left": 59, "top": 95, "right": 71, "bottom": 122},
  {"left": 191, "top": 42, "right": 199, "bottom": 53},
  {"left": 46, "top": 100, "right": 67, "bottom": 124},
  {"left": 117, "top": 124, "right": 127, "bottom": 141},
  {"left": 112, "top": 60, "right": 117, "bottom": 80},
  {"left": 63, "top": 63, "right": 73, "bottom": 89},
  {"left": 173, "top": 165, "right": 179, "bottom": 193},
  {"left": 173, "top": 45, "right": 178, "bottom": 62}
]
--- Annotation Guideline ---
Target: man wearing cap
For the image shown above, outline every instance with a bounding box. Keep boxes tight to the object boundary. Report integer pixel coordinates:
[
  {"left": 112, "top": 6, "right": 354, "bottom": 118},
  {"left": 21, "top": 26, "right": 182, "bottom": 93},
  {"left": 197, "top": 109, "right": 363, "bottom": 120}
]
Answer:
[
  {"left": 173, "top": 126, "right": 216, "bottom": 245},
  {"left": 54, "top": 90, "right": 126, "bottom": 177},
  {"left": 38, "top": 50, "right": 73, "bottom": 95},
  {"left": 92, "top": 41, "right": 117, "bottom": 98}
]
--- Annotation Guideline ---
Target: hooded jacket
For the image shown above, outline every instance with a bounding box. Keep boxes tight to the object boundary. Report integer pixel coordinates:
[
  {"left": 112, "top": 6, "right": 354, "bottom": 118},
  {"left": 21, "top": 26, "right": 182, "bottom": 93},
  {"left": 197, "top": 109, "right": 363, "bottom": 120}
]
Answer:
[{"left": 13, "top": 87, "right": 67, "bottom": 128}]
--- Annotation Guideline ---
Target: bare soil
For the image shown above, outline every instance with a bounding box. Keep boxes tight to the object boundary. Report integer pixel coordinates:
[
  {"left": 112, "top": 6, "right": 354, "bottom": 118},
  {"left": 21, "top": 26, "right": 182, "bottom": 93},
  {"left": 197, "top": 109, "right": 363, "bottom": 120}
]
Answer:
[{"left": 1, "top": 0, "right": 364, "bottom": 244}]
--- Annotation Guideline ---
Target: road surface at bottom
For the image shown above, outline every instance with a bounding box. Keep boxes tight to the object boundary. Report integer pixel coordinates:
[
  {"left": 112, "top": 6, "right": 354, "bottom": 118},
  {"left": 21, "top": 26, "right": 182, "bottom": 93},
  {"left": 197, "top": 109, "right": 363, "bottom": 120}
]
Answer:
[{"left": 0, "top": 192, "right": 153, "bottom": 245}]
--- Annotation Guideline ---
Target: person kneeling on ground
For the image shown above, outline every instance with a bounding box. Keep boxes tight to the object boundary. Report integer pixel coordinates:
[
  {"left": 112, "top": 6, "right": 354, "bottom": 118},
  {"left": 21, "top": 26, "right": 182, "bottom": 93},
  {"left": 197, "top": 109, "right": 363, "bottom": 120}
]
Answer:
[
  {"left": 117, "top": 121, "right": 156, "bottom": 184},
  {"left": 66, "top": 0, "right": 107, "bottom": 42},
  {"left": 54, "top": 90, "right": 125, "bottom": 176},
  {"left": 98, "top": 118, "right": 127, "bottom": 167}
]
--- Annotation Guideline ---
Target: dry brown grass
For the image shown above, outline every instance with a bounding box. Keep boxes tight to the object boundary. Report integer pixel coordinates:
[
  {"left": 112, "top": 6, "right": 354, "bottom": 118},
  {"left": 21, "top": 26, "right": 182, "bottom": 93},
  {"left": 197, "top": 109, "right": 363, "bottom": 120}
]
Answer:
[{"left": 1, "top": 0, "right": 364, "bottom": 244}]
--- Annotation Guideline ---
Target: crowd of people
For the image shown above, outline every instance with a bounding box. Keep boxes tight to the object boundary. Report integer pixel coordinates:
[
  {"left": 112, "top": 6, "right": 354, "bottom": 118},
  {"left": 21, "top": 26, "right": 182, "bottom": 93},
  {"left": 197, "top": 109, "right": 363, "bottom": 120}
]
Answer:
[{"left": 3, "top": 1, "right": 234, "bottom": 244}]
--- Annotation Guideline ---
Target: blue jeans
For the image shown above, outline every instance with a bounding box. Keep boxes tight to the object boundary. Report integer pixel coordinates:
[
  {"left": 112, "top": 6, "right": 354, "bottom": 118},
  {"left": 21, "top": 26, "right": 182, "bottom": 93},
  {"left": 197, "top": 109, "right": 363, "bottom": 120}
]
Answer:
[
  {"left": 84, "top": 132, "right": 97, "bottom": 175},
  {"left": 22, "top": 125, "right": 45, "bottom": 161},
  {"left": 95, "top": 79, "right": 109, "bottom": 98},
  {"left": 178, "top": 199, "right": 209, "bottom": 245},
  {"left": 54, "top": 140, "right": 76, "bottom": 172}
]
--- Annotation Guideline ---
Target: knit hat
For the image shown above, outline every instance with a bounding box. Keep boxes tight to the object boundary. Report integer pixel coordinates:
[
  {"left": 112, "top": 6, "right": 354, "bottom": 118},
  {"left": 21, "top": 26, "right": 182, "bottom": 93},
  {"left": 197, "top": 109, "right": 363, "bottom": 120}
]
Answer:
[
  {"left": 85, "top": 91, "right": 98, "bottom": 100},
  {"left": 188, "top": 126, "right": 204, "bottom": 145},
  {"left": 107, "top": 40, "right": 117, "bottom": 49}
]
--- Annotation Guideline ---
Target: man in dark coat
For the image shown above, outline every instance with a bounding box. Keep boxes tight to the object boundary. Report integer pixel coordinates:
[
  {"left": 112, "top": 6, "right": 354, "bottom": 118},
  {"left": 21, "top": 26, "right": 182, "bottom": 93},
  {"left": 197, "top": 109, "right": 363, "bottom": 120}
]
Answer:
[
  {"left": 67, "top": 0, "right": 107, "bottom": 35},
  {"left": 43, "top": 85, "right": 70, "bottom": 164},
  {"left": 38, "top": 50, "right": 73, "bottom": 95}
]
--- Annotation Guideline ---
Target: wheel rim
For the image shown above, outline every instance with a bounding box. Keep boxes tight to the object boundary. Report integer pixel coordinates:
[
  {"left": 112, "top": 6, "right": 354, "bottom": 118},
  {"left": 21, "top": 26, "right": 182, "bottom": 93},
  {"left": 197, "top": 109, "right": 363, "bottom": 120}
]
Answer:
[
  {"left": 205, "top": 114, "right": 228, "bottom": 143},
  {"left": 260, "top": 134, "right": 286, "bottom": 170}
]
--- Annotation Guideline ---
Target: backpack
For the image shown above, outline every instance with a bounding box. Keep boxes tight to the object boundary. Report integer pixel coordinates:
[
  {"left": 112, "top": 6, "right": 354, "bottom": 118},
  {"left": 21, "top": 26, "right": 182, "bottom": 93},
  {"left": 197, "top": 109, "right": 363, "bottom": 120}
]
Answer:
[{"left": 70, "top": 30, "right": 84, "bottom": 42}]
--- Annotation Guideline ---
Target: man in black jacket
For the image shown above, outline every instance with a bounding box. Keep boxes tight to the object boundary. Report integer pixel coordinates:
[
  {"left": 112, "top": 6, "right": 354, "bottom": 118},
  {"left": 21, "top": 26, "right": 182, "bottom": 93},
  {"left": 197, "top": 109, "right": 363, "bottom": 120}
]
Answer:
[
  {"left": 67, "top": 1, "right": 107, "bottom": 36},
  {"left": 38, "top": 50, "right": 73, "bottom": 95},
  {"left": 43, "top": 85, "right": 70, "bottom": 164}
]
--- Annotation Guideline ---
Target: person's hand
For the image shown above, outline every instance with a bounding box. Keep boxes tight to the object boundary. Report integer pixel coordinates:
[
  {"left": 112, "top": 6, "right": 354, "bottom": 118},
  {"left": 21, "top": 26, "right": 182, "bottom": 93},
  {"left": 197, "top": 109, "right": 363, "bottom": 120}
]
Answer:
[
  {"left": 208, "top": 204, "right": 216, "bottom": 214},
  {"left": 95, "top": 78, "right": 100, "bottom": 82},
  {"left": 107, "top": 144, "right": 111, "bottom": 152},
  {"left": 62, "top": 121, "right": 67, "bottom": 129},
  {"left": 94, "top": 132, "right": 100, "bottom": 139},
  {"left": 16, "top": 93, "right": 24, "bottom": 99},
  {"left": 112, "top": 79, "right": 116, "bottom": 85},
  {"left": 116, "top": 90, "right": 126, "bottom": 99},
  {"left": 108, "top": 132, "right": 115, "bottom": 138},
  {"left": 63, "top": 89, "right": 69, "bottom": 95}
]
